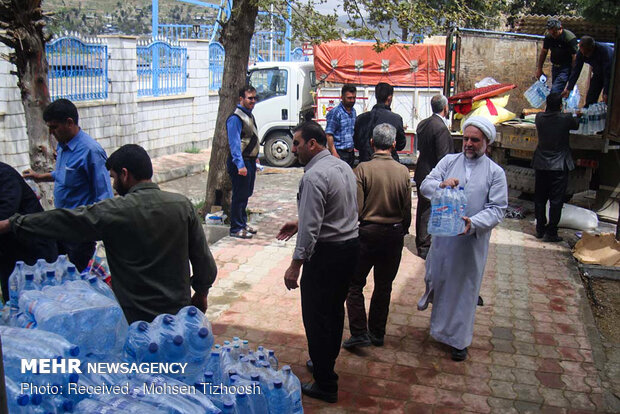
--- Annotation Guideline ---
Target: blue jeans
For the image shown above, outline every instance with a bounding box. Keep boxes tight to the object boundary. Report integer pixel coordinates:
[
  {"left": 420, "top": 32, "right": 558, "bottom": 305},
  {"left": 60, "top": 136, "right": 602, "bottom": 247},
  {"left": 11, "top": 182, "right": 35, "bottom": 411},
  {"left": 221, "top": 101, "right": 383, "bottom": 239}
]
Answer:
[
  {"left": 551, "top": 65, "right": 571, "bottom": 94},
  {"left": 227, "top": 157, "right": 256, "bottom": 233}
]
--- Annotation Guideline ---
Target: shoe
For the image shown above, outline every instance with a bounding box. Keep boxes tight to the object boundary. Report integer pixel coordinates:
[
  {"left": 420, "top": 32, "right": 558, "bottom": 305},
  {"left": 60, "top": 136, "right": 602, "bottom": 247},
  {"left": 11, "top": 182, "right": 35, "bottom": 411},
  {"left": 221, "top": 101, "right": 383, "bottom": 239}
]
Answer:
[
  {"left": 301, "top": 382, "right": 338, "bottom": 403},
  {"left": 230, "top": 229, "right": 253, "bottom": 239},
  {"left": 342, "top": 333, "right": 371, "bottom": 349},
  {"left": 417, "top": 247, "right": 429, "bottom": 260},
  {"left": 450, "top": 347, "right": 468, "bottom": 362},
  {"left": 368, "top": 332, "right": 384, "bottom": 347},
  {"left": 477, "top": 296, "right": 484, "bottom": 306},
  {"left": 245, "top": 225, "right": 258, "bottom": 234},
  {"left": 535, "top": 232, "right": 544, "bottom": 239},
  {"left": 542, "top": 234, "right": 563, "bottom": 243},
  {"left": 306, "top": 359, "right": 313, "bottom": 373}
]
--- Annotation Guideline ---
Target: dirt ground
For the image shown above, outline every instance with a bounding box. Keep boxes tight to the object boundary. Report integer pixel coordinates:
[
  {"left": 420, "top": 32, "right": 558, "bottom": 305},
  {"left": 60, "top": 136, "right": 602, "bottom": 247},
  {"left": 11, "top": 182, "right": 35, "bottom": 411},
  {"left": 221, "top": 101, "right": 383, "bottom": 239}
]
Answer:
[{"left": 586, "top": 277, "right": 620, "bottom": 343}]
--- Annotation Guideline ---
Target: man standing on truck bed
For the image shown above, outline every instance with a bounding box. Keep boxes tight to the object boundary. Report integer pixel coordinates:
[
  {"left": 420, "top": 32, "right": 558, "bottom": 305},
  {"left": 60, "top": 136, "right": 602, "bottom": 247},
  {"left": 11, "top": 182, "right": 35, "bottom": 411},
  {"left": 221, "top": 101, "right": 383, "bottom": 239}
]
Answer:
[
  {"left": 354, "top": 82, "right": 407, "bottom": 163},
  {"left": 227, "top": 86, "right": 260, "bottom": 239},
  {"left": 325, "top": 84, "right": 357, "bottom": 167},
  {"left": 414, "top": 95, "right": 454, "bottom": 259},
  {"left": 562, "top": 36, "right": 614, "bottom": 106},
  {"left": 533, "top": 93, "right": 579, "bottom": 243},
  {"left": 536, "top": 18, "right": 578, "bottom": 94}
]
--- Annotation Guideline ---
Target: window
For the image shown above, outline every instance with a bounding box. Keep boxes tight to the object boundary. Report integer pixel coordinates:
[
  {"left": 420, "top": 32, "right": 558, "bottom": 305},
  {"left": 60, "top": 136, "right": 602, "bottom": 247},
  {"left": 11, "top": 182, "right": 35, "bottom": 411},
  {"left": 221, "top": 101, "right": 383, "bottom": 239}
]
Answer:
[{"left": 249, "top": 68, "right": 288, "bottom": 102}]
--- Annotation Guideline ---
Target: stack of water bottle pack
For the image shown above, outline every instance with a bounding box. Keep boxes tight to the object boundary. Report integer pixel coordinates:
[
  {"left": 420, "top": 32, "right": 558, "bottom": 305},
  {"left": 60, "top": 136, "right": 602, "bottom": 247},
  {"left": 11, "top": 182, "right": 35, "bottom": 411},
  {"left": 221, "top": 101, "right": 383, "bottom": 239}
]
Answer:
[
  {"left": 428, "top": 186, "right": 468, "bottom": 236},
  {"left": 6, "top": 256, "right": 128, "bottom": 356},
  {"left": 1, "top": 326, "right": 80, "bottom": 413},
  {"left": 576, "top": 102, "right": 607, "bottom": 135},
  {"left": 123, "top": 306, "right": 303, "bottom": 413}
]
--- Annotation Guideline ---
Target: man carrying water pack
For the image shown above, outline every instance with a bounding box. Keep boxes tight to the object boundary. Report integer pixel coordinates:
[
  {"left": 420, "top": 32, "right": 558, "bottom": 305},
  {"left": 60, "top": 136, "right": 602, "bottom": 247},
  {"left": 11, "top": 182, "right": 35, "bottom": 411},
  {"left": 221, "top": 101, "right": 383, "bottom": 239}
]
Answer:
[
  {"left": 0, "top": 144, "right": 217, "bottom": 324},
  {"left": 417, "top": 116, "right": 507, "bottom": 362}
]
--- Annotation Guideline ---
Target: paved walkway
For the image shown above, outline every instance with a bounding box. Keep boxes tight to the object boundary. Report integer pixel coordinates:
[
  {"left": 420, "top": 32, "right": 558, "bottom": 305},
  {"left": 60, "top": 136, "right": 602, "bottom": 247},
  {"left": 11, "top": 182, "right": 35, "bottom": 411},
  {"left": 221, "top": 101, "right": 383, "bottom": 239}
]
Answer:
[{"left": 154, "top": 152, "right": 614, "bottom": 413}]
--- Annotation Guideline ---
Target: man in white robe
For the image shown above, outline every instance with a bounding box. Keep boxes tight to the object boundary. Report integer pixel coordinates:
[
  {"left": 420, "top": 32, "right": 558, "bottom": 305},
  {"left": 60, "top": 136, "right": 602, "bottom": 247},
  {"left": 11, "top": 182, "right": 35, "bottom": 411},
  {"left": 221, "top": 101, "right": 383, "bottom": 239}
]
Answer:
[{"left": 417, "top": 116, "right": 508, "bottom": 361}]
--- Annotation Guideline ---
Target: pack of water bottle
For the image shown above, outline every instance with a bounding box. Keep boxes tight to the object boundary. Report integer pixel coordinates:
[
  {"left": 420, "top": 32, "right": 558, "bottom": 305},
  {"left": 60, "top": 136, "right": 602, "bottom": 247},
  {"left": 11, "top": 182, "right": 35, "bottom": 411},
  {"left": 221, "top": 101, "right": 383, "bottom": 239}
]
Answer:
[
  {"left": 524, "top": 75, "right": 550, "bottom": 108},
  {"left": 8, "top": 256, "right": 80, "bottom": 316},
  {"left": 576, "top": 102, "right": 607, "bottom": 135},
  {"left": 7, "top": 256, "right": 128, "bottom": 356},
  {"left": 123, "top": 306, "right": 215, "bottom": 384},
  {"left": 428, "top": 186, "right": 467, "bottom": 236},
  {"left": 202, "top": 337, "right": 303, "bottom": 413},
  {"left": 1, "top": 326, "right": 80, "bottom": 413}
]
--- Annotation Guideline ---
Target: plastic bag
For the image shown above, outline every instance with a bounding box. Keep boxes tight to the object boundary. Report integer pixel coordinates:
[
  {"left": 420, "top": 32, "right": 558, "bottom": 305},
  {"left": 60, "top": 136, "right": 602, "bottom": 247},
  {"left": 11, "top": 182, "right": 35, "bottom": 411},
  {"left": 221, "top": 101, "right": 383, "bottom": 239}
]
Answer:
[
  {"left": 546, "top": 202, "right": 598, "bottom": 231},
  {"left": 565, "top": 86, "right": 580, "bottom": 110},
  {"left": 459, "top": 95, "right": 516, "bottom": 127},
  {"left": 475, "top": 77, "right": 500, "bottom": 89}
]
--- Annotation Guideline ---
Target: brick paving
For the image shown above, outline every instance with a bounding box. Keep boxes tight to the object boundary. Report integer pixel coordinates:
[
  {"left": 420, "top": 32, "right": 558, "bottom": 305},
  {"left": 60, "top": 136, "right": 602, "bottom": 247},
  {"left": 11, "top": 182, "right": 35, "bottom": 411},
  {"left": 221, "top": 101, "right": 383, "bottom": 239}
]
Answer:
[{"left": 156, "top": 154, "right": 612, "bottom": 413}]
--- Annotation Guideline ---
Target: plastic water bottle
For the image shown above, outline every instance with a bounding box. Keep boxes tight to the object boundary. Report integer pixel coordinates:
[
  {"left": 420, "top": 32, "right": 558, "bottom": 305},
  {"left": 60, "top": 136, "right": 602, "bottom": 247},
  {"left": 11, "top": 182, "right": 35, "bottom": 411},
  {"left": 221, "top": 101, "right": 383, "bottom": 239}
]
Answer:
[
  {"left": 125, "top": 321, "right": 154, "bottom": 362},
  {"left": 221, "top": 401, "right": 236, "bottom": 414},
  {"left": 23, "top": 272, "right": 38, "bottom": 291},
  {"left": 41, "top": 270, "right": 58, "bottom": 287},
  {"left": 4, "top": 376, "right": 30, "bottom": 412},
  {"left": 267, "top": 349, "right": 278, "bottom": 370},
  {"left": 8, "top": 261, "right": 25, "bottom": 314},
  {"left": 65, "top": 265, "right": 79, "bottom": 281},
  {"left": 236, "top": 392, "right": 255, "bottom": 414},
  {"left": 206, "top": 351, "right": 223, "bottom": 385},
  {"left": 87, "top": 276, "right": 116, "bottom": 300},
  {"left": 428, "top": 188, "right": 442, "bottom": 234},
  {"left": 0, "top": 326, "right": 80, "bottom": 358},
  {"left": 282, "top": 365, "right": 303, "bottom": 413},
  {"left": 268, "top": 381, "right": 292, "bottom": 414},
  {"left": 439, "top": 186, "right": 454, "bottom": 234}
]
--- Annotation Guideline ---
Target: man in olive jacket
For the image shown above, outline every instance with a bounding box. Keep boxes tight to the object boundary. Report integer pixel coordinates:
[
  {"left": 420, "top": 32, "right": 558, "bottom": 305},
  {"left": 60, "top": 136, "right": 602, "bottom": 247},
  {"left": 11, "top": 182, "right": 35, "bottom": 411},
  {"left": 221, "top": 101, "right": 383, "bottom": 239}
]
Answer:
[{"left": 0, "top": 144, "right": 217, "bottom": 324}]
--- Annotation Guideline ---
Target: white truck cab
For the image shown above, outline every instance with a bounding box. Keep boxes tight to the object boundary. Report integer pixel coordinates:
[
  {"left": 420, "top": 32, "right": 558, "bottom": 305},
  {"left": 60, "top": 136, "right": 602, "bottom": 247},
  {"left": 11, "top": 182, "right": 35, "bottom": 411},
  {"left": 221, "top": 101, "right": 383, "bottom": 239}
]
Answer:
[{"left": 248, "top": 61, "right": 315, "bottom": 167}]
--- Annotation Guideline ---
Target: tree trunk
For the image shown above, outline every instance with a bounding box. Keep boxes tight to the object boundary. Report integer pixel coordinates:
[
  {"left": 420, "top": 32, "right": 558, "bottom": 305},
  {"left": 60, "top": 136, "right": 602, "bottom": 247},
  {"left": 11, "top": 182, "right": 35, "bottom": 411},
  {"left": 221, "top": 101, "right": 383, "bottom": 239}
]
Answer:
[
  {"left": 203, "top": 0, "right": 258, "bottom": 217},
  {"left": 0, "top": 1, "right": 55, "bottom": 208},
  {"left": 18, "top": 46, "right": 54, "bottom": 208}
]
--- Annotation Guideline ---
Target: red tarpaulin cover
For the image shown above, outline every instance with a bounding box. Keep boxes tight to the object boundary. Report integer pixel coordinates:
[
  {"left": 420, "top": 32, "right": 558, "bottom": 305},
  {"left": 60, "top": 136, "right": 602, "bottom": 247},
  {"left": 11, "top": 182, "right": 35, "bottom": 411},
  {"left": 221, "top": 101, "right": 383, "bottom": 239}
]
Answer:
[
  {"left": 314, "top": 40, "right": 446, "bottom": 87},
  {"left": 448, "top": 84, "right": 517, "bottom": 114}
]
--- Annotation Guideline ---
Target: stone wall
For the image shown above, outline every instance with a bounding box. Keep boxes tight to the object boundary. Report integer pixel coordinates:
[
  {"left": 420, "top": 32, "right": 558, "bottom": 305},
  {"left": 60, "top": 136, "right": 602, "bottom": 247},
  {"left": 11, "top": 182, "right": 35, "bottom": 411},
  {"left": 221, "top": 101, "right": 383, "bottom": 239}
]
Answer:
[{"left": 0, "top": 36, "right": 220, "bottom": 172}]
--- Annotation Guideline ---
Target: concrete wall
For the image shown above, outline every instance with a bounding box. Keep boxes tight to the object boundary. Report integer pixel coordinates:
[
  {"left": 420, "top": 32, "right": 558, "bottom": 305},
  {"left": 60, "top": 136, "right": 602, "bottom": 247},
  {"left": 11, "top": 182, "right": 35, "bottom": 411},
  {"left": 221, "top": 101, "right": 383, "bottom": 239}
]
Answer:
[{"left": 0, "top": 36, "right": 221, "bottom": 172}]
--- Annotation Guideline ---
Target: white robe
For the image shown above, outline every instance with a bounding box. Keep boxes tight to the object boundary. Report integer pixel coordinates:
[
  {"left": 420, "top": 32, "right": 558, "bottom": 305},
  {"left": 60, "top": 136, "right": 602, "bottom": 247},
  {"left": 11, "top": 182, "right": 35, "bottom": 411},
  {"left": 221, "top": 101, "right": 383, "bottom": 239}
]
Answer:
[{"left": 418, "top": 153, "right": 508, "bottom": 349}]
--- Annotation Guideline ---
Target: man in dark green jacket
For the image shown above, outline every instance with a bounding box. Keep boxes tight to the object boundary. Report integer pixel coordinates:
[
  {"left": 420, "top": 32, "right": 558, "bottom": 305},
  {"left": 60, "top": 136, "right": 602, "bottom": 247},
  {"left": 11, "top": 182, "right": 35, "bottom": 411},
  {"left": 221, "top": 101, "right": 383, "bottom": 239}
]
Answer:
[{"left": 0, "top": 144, "right": 217, "bottom": 324}]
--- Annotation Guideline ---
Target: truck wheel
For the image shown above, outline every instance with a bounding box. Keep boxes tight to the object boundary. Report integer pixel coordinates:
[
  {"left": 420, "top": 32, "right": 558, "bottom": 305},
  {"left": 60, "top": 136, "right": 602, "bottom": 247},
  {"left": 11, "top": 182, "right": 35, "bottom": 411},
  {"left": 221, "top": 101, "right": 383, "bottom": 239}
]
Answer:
[{"left": 264, "top": 133, "right": 295, "bottom": 167}]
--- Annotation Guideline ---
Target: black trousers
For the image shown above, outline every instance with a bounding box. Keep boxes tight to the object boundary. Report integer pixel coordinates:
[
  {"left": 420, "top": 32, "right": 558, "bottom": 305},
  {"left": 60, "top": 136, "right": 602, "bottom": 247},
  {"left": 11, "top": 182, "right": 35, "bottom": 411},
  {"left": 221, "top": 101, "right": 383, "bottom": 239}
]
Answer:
[
  {"left": 346, "top": 223, "right": 403, "bottom": 338},
  {"left": 227, "top": 157, "right": 257, "bottom": 233},
  {"left": 534, "top": 169, "right": 568, "bottom": 237},
  {"left": 301, "top": 238, "right": 359, "bottom": 393},
  {"left": 585, "top": 74, "right": 604, "bottom": 106},
  {"left": 57, "top": 240, "right": 95, "bottom": 273},
  {"left": 415, "top": 183, "right": 431, "bottom": 258},
  {"left": 336, "top": 149, "right": 355, "bottom": 167}
]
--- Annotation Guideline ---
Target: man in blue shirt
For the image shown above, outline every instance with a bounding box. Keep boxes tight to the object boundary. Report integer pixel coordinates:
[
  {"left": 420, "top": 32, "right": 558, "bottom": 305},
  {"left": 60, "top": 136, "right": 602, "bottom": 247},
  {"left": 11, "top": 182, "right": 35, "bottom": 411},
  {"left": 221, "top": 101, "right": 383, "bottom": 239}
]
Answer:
[
  {"left": 226, "top": 86, "right": 260, "bottom": 239},
  {"left": 325, "top": 84, "right": 357, "bottom": 167},
  {"left": 23, "top": 99, "right": 113, "bottom": 271},
  {"left": 562, "top": 36, "right": 614, "bottom": 106}
]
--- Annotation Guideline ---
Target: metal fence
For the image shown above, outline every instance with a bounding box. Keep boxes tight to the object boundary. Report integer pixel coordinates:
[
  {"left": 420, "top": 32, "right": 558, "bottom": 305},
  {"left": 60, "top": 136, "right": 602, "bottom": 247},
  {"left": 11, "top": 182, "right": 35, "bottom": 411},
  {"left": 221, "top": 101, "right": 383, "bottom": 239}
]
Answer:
[
  {"left": 250, "top": 31, "right": 286, "bottom": 63},
  {"left": 137, "top": 39, "right": 188, "bottom": 97},
  {"left": 46, "top": 34, "right": 108, "bottom": 101},
  {"left": 209, "top": 42, "right": 225, "bottom": 91},
  {"left": 159, "top": 24, "right": 214, "bottom": 41}
]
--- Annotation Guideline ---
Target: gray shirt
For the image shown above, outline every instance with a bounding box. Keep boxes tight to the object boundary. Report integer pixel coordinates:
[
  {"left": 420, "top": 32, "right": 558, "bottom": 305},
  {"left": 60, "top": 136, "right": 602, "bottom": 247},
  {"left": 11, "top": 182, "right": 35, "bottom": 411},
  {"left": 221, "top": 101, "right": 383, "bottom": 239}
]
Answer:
[{"left": 294, "top": 150, "right": 359, "bottom": 261}]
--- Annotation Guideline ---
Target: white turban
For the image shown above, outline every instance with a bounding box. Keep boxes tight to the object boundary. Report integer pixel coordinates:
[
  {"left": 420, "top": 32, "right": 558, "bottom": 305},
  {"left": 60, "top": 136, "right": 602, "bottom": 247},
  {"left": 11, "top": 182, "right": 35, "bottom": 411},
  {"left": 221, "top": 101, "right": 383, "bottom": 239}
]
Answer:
[{"left": 462, "top": 116, "right": 496, "bottom": 144}]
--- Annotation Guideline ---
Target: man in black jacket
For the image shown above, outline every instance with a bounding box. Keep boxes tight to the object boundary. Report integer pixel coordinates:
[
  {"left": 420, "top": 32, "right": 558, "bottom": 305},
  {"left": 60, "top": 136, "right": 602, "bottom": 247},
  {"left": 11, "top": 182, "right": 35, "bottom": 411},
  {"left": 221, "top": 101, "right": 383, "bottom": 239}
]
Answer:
[
  {"left": 533, "top": 93, "right": 579, "bottom": 243},
  {"left": 353, "top": 82, "right": 406, "bottom": 163},
  {"left": 0, "top": 162, "right": 58, "bottom": 301},
  {"left": 413, "top": 95, "right": 454, "bottom": 259}
]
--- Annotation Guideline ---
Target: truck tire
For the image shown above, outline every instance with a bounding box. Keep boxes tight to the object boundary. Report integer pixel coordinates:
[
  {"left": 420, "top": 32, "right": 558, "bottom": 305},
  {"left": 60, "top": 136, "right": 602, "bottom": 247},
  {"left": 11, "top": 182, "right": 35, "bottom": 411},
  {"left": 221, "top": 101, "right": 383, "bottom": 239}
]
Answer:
[
  {"left": 504, "top": 165, "right": 536, "bottom": 194},
  {"left": 264, "top": 132, "right": 296, "bottom": 167}
]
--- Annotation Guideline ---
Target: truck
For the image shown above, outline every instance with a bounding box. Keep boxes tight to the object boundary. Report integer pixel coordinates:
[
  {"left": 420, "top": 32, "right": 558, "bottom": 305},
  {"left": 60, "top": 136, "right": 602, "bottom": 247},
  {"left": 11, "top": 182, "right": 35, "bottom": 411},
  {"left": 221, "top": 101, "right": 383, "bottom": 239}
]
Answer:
[
  {"left": 248, "top": 40, "right": 447, "bottom": 167},
  {"left": 444, "top": 27, "right": 619, "bottom": 212}
]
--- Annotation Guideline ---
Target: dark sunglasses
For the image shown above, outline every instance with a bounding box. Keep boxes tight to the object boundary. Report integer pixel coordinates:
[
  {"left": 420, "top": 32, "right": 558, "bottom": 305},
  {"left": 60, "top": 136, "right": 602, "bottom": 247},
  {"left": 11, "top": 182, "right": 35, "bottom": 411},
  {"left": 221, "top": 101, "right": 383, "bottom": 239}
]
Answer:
[{"left": 246, "top": 96, "right": 258, "bottom": 101}]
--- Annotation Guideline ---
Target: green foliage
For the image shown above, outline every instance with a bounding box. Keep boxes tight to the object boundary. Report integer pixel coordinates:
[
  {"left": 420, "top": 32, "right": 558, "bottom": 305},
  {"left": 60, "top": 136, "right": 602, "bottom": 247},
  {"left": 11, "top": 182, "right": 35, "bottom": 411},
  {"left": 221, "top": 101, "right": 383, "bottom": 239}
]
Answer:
[
  {"left": 184, "top": 147, "right": 201, "bottom": 154},
  {"left": 579, "top": 0, "right": 620, "bottom": 24}
]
